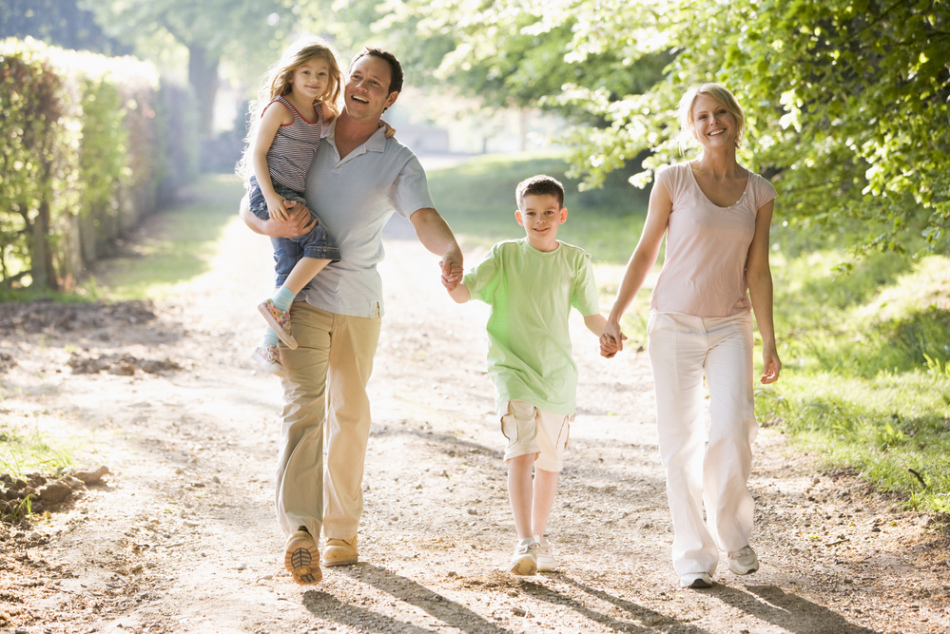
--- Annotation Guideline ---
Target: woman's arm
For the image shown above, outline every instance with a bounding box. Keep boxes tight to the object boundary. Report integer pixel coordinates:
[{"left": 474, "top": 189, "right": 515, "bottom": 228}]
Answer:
[
  {"left": 601, "top": 179, "right": 672, "bottom": 353},
  {"left": 746, "top": 199, "right": 781, "bottom": 383}
]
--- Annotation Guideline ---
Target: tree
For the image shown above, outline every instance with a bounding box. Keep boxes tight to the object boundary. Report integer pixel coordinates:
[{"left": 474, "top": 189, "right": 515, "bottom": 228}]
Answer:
[
  {"left": 0, "top": 0, "right": 131, "bottom": 55},
  {"left": 80, "top": 0, "right": 302, "bottom": 136},
  {"left": 357, "top": 0, "right": 950, "bottom": 254}
]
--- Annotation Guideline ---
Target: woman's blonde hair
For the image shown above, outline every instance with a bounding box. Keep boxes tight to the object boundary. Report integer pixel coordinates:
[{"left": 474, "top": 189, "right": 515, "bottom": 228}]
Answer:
[
  {"left": 677, "top": 83, "right": 745, "bottom": 150},
  {"left": 236, "top": 38, "right": 342, "bottom": 181}
]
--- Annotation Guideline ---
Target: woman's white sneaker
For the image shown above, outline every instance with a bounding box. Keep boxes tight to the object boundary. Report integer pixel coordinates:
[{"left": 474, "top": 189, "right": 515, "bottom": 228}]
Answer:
[
  {"left": 727, "top": 545, "right": 759, "bottom": 575},
  {"left": 680, "top": 572, "right": 713, "bottom": 589}
]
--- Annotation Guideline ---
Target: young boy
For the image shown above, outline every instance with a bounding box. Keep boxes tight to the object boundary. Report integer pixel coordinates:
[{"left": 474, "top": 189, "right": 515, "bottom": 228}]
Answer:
[{"left": 447, "top": 174, "right": 616, "bottom": 575}]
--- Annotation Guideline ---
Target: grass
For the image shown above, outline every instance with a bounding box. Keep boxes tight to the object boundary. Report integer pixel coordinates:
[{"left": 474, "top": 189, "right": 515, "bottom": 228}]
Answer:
[
  {"left": 0, "top": 415, "right": 76, "bottom": 480},
  {"left": 93, "top": 174, "right": 245, "bottom": 301}
]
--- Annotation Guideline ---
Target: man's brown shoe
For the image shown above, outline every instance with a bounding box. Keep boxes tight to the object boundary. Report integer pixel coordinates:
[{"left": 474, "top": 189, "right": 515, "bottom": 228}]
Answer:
[
  {"left": 323, "top": 535, "right": 358, "bottom": 566},
  {"left": 284, "top": 529, "right": 322, "bottom": 584}
]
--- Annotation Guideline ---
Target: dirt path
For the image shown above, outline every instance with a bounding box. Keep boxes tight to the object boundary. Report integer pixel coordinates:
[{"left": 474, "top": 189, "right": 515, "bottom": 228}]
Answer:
[{"left": 1, "top": 183, "right": 948, "bottom": 634}]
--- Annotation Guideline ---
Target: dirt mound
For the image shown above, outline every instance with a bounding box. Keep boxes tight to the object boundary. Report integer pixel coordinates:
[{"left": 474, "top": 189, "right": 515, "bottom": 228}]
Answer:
[
  {"left": 0, "top": 467, "right": 111, "bottom": 523},
  {"left": 0, "top": 299, "right": 156, "bottom": 334}
]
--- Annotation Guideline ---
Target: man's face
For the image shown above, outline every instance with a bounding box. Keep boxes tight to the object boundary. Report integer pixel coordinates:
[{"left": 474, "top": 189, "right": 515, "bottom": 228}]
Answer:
[{"left": 344, "top": 55, "right": 398, "bottom": 120}]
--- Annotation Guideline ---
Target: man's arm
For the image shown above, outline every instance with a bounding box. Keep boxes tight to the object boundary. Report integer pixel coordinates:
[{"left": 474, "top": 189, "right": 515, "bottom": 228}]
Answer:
[
  {"left": 409, "top": 207, "right": 463, "bottom": 290},
  {"left": 239, "top": 194, "right": 317, "bottom": 238}
]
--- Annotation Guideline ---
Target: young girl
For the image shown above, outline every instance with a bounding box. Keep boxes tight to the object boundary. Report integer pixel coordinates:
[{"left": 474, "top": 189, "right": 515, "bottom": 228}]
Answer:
[{"left": 236, "top": 38, "right": 343, "bottom": 374}]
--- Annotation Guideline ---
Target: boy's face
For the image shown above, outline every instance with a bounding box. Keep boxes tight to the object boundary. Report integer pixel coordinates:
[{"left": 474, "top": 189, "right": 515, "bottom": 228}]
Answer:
[{"left": 516, "top": 193, "right": 567, "bottom": 252}]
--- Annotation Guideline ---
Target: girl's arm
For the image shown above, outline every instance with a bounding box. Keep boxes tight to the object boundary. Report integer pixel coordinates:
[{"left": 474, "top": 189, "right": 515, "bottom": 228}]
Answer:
[
  {"left": 745, "top": 199, "right": 782, "bottom": 383},
  {"left": 251, "top": 102, "right": 293, "bottom": 222},
  {"left": 601, "top": 179, "right": 672, "bottom": 353}
]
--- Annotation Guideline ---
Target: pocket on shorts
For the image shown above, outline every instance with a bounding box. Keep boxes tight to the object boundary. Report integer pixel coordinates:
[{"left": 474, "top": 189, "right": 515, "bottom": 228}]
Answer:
[{"left": 500, "top": 400, "right": 533, "bottom": 442}]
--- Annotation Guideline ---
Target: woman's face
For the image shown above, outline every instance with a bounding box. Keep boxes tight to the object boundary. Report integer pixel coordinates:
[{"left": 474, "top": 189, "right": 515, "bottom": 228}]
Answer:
[{"left": 690, "top": 93, "right": 738, "bottom": 149}]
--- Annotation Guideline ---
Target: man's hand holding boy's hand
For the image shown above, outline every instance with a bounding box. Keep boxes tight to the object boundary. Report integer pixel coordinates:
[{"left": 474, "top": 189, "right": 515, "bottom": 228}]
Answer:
[{"left": 440, "top": 252, "right": 464, "bottom": 291}]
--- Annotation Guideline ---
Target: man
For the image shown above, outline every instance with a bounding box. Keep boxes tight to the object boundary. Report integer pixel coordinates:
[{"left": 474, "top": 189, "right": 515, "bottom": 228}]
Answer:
[{"left": 241, "top": 47, "right": 463, "bottom": 585}]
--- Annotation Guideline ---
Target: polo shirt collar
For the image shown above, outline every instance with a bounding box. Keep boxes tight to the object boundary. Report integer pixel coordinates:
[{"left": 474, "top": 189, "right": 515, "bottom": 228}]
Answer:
[{"left": 325, "top": 118, "right": 388, "bottom": 161}]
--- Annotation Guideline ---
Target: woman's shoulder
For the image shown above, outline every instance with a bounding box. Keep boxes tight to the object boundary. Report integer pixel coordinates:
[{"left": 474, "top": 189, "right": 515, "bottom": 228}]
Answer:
[
  {"left": 654, "top": 161, "right": 692, "bottom": 193},
  {"left": 746, "top": 169, "right": 778, "bottom": 204}
]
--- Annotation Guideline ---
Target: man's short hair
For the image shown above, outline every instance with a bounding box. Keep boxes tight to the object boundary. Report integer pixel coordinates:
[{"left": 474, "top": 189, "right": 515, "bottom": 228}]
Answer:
[
  {"left": 350, "top": 47, "right": 404, "bottom": 94},
  {"left": 516, "top": 174, "right": 565, "bottom": 209}
]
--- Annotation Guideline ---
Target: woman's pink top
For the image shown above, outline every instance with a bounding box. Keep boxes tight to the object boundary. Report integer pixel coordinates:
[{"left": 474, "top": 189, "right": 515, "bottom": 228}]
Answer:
[{"left": 650, "top": 162, "right": 777, "bottom": 317}]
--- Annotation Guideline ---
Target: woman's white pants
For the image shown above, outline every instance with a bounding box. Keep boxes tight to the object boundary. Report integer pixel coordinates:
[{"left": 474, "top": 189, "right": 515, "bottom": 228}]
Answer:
[{"left": 647, "top": 311, "right": 757, "bottom": 576}]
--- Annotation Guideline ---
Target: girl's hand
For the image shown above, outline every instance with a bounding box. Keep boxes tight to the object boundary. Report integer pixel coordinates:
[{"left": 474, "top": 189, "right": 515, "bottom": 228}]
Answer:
[
  {"left": 267, "top": 196, "right": 289, "bottom": 222},
  {"left": 379, "top": 119, "right": 396, "bottom": 139}
]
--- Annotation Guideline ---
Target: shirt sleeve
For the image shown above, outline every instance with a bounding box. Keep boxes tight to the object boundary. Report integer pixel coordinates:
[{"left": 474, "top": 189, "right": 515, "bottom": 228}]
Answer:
[
  {"left": 462, "top": 245, "right": 503, "bottom": 305},
  {"left": 571, "top": 252, "right": 600, "bottom": 317},
  {"left": 751, "top": 173, "right": 777, "bottom": 211},
  {"left": 390, "top": 154, "right": 436, "bottom": 220}
]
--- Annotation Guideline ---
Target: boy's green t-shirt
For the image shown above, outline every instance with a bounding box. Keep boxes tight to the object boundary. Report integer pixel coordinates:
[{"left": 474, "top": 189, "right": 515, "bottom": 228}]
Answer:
[{"left": 463, "top": 239, "right": 600, "bottom": 416}]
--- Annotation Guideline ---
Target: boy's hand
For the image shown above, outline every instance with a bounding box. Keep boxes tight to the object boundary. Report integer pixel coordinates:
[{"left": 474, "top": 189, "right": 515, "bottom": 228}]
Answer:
[
  {"left": 600, "top": 321, "right": 627, "bottom": 358},
  {"left": 599, "top": 334, "right": 626, "bottom": 358}
]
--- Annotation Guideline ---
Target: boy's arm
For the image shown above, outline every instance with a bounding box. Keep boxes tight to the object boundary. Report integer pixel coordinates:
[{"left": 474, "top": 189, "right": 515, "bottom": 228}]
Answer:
[
  {"left": 583, "top": 313, "right": 607, "bottom": 337},
  {"left": 448, "top": 283, "right": 471, "bottom": 304}
]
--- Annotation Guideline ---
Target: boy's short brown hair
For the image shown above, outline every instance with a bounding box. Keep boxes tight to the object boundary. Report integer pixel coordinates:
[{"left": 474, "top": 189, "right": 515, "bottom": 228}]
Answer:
[{"left": 516, "top": 174, "right": 565, "bottom": 210}]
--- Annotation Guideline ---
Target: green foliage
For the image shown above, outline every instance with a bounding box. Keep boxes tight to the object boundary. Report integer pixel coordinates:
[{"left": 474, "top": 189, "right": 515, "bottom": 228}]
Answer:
[
  {"left": 0, "top": 37, "right": 193, "bottom": 290},
  {"left": 0, "top": 0, "right": 132, "bottom": 55},
  {"left": 81, "top": 0, "right": 305, "bottom": 134},
  {"left": 357, "top": 0, "right": 950, "bottom": 255}
]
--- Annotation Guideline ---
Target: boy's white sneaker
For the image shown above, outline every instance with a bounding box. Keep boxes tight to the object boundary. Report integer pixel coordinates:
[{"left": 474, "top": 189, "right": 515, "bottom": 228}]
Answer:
[
  {"left": 535, "top": 535, "right": 557, "bottom": 572},
  {"left": 727, "top": 545, "right": 759, "bottom": 575},
  {"left": 509, "top": 537, "right": 539, "bottom": 576}
]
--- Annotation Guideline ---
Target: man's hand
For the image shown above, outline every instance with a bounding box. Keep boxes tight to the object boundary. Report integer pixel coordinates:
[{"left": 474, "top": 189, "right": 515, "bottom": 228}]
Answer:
[{"left": 440, "top": 251, "right": 463, "bottom": 291}]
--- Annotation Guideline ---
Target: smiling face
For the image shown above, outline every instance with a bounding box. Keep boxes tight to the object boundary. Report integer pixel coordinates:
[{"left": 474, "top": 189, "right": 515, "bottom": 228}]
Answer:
[
  {"left": 690, "top": 93, "right": 742, "bottom": 149},
  {"left": 516, "top": 193, "right": 568, "bottom": 252},
  {"left": 343, "top": 54, "right": 399, "bottom": 121},
  {"left": 291, "top": 57, "right": 332, "bottom": 104}
]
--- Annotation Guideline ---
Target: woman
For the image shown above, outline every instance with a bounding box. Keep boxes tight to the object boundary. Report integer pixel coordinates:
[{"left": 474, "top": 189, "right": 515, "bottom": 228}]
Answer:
[{"left": 601, "top": 83, "right": 781, "bottom": 589}]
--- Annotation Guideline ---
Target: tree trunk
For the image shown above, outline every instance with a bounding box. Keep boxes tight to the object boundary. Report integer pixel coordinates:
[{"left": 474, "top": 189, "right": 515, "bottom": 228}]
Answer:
[
  {"left": 188, "top": 43, "right": 220, "bottom": 137},
  {"left": 31, "top": 183, "right": 59, "bottom": 291}
]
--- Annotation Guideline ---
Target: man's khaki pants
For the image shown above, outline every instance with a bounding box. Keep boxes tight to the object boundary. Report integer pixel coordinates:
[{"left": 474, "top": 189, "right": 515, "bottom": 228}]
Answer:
[{"left": 275, "top": 302, "right": 381, "bottom": 541}]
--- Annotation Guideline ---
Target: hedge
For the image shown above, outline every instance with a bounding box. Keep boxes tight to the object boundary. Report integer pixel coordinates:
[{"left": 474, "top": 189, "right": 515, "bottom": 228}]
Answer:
[{"left": 0, "top": 37, "right": 198, "bottom": 291}]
